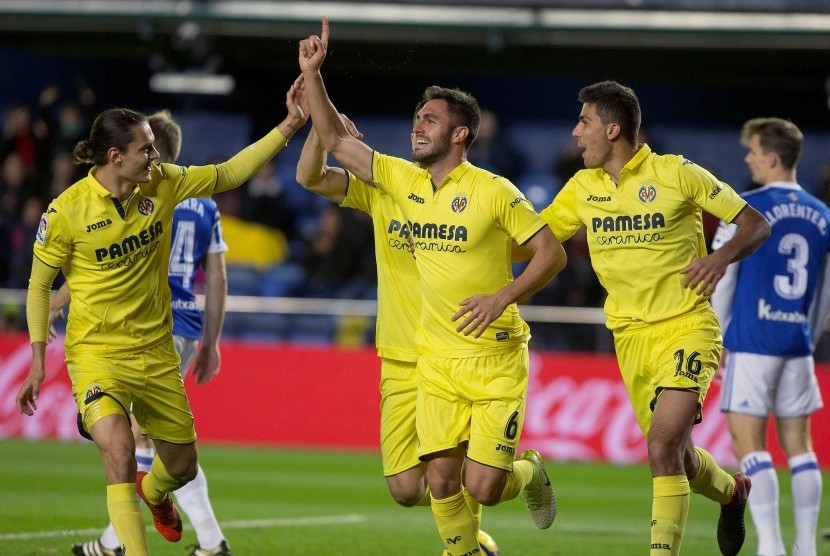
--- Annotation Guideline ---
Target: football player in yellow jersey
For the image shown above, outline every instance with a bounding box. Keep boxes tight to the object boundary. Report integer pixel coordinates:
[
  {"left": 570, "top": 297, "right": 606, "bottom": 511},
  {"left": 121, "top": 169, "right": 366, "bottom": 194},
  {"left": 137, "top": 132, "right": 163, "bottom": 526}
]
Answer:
[
  {"left": 15, "top": 78, "right": 308, "bottom": 556},
  {"left": 297, "top": 118, "right": 490, "bottom": 538},
  {"left": 299, "top": 19, "right": 566, "bottom": 556},
  {"left": 540, "top": 80, "right": 770, "bottom": 556}
]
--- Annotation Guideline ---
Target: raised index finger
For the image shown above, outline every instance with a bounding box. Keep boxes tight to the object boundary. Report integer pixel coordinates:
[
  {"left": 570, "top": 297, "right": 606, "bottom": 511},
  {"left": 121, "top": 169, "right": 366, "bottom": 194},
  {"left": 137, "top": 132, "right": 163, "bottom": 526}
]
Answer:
[{"left": 320, "top": 16, "right": 329, "bottom": 47}]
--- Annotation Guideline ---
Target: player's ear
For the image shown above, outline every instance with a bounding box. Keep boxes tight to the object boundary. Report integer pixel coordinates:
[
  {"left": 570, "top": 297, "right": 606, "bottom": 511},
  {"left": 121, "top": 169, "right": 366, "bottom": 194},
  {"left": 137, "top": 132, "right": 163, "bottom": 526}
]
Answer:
[
  {"left": 107, "top": 147, "right": 123, "bottom": 166},
  {"left": 606, "top": 123, "right": 622, "bottom": 141},
  {"left": 452, "top": 126, "right": 469, "bottom": 145}
]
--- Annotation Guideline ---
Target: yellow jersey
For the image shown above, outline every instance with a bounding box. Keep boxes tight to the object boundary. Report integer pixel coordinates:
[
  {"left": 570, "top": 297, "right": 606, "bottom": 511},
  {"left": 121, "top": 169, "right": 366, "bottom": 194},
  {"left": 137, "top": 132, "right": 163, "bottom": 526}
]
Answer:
[
  {"left": 34, "top": 163, "right": 218, "bottom": 354},
  {"left": 341, "top": 172, "right": 420, "bottom": 362},
  {"left": 540, "top": 144, "right": 746, "bottom": 331},
  {"left": 372, "top": 154, "right": 545, "bottom": 356}
]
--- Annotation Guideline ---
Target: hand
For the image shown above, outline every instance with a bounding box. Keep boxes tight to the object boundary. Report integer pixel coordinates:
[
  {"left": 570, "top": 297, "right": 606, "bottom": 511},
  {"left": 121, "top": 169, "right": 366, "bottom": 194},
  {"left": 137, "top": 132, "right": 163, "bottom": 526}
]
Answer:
[
  {"left": 339, "top": 114, "right": 363, "bottom": 140},
  {"left": 192, "top": 343, "right": 221, "bottom": 385},
  {"left": 451, "top": 293, "right": 509, "bottom": 338},
  {"left": 47, "top": 306, "right": 64, "bottom": 343},
  {"left": 16, "top": 366, "right": 46, "bottom": 416},
  {"left": 286, "top": 74, "right": 309, "bottom": 124},
  {"left": 298, "top": 16, "right": 329, "bottom": 73},
  {"left": 679, "top": 253, "right": 727, "bottom": 296}
]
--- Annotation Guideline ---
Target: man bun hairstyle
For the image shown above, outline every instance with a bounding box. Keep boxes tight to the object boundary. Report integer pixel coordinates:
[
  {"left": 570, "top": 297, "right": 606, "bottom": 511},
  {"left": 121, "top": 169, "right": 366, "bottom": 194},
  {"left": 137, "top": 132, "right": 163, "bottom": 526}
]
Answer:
[{"left": 73, "top": 108, "right": 146, "bottom": 166}]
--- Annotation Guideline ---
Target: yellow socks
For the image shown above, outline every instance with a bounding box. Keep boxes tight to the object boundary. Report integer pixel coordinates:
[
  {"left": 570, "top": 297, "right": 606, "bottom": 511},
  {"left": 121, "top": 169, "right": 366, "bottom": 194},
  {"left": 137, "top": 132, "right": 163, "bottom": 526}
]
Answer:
[
  {"left": 107, "top": 483, "right": 148, "bottom": 556},
  {"left": 141, "top": 456, "right": 184, "bottom": 505},
  {"left": 689, "top": 446, "right": 734, "bottom": 504},
  {"left": 462, "top": 487, "right": 482, "bottom": 532},
  {"left": 498, "top": 459, "right": 534, "bottom": 503},
  {"left": 431, "top": 491, "right": 479, "bottom": 556},
  {"left": 651, "top": 475, "right": 689, "bottom": 555},
  {"left": 420, "top": 485, "right": 482, "bottom": 532}
]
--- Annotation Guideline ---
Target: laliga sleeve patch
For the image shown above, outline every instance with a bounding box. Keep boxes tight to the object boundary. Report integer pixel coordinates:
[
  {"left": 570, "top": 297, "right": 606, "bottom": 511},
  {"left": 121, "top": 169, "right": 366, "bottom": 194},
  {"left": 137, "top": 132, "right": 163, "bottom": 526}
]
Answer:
[{"left": 36, "top": 213, "right": 48, "bottom": 245}]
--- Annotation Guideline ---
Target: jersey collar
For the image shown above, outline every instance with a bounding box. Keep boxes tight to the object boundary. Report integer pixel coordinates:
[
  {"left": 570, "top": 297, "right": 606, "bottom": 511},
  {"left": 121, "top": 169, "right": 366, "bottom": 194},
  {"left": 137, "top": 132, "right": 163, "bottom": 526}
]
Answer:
[
  {"left": 624, "top": 143, "right": 653, "bottom": 172},
  {"left": 433, "top": 160, "right": 472, "bottom": 190},
  {"left": 85, "top": 166, "right": 142, "bottom": 200}
]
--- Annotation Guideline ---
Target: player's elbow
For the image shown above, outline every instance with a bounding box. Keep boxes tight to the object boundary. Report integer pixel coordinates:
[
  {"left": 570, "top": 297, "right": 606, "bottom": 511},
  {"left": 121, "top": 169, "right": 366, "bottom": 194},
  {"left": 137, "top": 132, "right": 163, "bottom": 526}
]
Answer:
[
  {"left": 551, "top": 243, "right": 567, "bottom": 276},
  {"left": 295, "top": 170, "right": 318, "bottom": 190},
  {"left": 758, "top": 215, "right": 771, "bottom": 243},
  {"left": 316, "top": 130, "right": 343, "bottom": 155}
]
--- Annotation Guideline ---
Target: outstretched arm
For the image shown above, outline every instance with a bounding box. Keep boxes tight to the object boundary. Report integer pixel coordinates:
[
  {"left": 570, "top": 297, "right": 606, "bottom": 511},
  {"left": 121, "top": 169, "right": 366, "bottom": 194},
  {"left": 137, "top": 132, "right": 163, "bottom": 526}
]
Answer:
[
  {"left": 299, "top": 17, "right": 375, "bottom": 184},
  {"left": 192, "top": 251, "right": 227, "bottom": 385},
  {"left": 214, "top": 75, "right": 309, "bottom": 193}
]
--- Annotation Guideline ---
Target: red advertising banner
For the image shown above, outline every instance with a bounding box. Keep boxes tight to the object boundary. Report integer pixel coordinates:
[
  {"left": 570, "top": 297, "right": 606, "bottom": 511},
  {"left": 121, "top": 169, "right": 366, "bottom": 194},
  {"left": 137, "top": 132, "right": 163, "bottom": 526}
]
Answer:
[{"left": 2, "top": 333, "right": 828, "bottom": 468}]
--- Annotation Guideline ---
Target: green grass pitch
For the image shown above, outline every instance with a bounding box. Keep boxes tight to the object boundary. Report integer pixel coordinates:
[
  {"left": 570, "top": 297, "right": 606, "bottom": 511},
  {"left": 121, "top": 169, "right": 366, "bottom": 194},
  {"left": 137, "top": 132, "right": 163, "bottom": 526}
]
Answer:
[{"left": 1, "top": 438, "right": 827, "bottom": 555}]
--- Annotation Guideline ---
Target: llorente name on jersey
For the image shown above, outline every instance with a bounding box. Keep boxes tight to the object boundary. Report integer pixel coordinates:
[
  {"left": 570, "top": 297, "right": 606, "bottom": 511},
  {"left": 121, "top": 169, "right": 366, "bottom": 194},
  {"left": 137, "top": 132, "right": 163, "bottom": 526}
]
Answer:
[
  {"left": 95, "top": 221, "right": 164, "bottom": 262},
  {"left": 763, "top": 202, "right": 828, "bottom": 235}
]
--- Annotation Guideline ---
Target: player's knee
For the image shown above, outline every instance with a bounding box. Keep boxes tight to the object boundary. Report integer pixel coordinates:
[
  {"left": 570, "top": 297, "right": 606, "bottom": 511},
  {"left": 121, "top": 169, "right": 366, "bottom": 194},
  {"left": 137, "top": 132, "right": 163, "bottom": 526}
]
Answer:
[
  {"left": 176, "top": 459, "right": 199, "bottom": 483},
  {"left": 388, "top": 488, "right": 422, "bottom": 507},
  {"left": 163, "top": 453, "right": 198, "bottom": 483},
  {"left": 466, "top": 483, "right": 502, "bottom": 506},
  {"left": 103, "top": 447, "right": 138, "bottom": 476},
  {"left": 647, "top": 437, "right": 684, "bottom": 468}
]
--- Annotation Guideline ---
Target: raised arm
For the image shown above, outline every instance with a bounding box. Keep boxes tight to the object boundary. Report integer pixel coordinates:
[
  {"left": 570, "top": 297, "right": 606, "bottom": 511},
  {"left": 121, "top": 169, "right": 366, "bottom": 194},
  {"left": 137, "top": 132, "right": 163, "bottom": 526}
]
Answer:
[
  {"left": 298, "top": 17, "right": 375, "bottom": 184},
  {"left": 214, "top": 75, "right": 309, "bottom": 193},
  {"left": 296, "top": 114, "right": 364, "bottom": 203}
]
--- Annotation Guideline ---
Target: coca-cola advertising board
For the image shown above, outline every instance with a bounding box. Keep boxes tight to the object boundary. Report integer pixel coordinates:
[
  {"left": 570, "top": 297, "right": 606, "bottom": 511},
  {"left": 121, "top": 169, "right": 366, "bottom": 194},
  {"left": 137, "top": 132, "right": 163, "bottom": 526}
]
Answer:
[{"left": 2, "top": 333, "right": 828, "bottom": 468}]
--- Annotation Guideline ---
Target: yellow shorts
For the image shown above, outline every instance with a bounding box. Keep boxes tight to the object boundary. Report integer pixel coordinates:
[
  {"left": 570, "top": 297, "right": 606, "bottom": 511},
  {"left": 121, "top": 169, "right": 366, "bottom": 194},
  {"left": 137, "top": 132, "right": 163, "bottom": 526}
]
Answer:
[
  {"left": 67, "top": 336, "right": 196, "bottom": 444},
  {"left": 379, "top": 357, "right": 419, "bottom": 476},
  {"left": 416, "top": 345, "right": 528, "bottom": 471},
  {"left": 613, "top": 307, "right": 721, "bottom": 435}
]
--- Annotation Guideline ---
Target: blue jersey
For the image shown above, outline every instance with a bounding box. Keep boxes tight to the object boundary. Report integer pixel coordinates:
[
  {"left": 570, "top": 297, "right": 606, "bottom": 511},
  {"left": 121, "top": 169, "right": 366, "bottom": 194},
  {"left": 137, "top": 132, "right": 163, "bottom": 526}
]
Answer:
[
  {"left": 711, "top": 182, "right": 830, "bottom": 356},
  {"left": 168, "top": 197, "right": 228, "bottom": 339}
]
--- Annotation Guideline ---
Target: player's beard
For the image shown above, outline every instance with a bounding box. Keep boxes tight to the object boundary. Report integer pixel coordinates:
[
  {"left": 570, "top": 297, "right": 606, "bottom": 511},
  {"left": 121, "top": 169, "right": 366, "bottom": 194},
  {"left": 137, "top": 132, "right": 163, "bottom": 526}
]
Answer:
[{"left": 412, "top": 131, "right": 452, "bottom": 167}]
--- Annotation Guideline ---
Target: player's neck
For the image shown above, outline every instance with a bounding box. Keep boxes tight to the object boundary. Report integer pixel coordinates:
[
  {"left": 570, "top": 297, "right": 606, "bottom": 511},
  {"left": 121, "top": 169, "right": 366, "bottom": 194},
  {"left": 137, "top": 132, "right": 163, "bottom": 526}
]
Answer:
[
  {"left": 93, "top": 166, "right": 139, "bottom": 200},
  {"left": 428, "top": 155, "right": 464, "bottom": 189},
  {"left": 605, "top": 144, "right": 639, "bottom": 185},
  {"left": 765, "top": 169, "right": 796, "bottom": 185}
]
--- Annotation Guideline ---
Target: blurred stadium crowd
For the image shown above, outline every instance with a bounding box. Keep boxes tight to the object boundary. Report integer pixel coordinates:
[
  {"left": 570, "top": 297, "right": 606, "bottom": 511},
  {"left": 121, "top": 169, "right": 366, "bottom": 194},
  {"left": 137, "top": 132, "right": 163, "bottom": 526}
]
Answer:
[{"left": 4, "top": 75, "right": 830, "bottom": 356}]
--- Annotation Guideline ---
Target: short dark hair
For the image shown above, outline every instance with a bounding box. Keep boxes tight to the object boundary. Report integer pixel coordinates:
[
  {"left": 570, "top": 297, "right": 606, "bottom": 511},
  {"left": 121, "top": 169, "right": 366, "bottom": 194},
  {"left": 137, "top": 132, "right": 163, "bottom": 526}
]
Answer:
[
  {"left": 578, "top": 81, "right": 641, "bottom": 146},
  {"left": 73, "top": 108, "right": 146, "bottom": 166},
  {"left": 147, "top": 110, "right": 182, "bottom": 164},
  {"left": 415, "top": 86, "right": 481, "bottom": 147},
  {"left": 741, "top": 117, "right": 803, "bottom": 170}
]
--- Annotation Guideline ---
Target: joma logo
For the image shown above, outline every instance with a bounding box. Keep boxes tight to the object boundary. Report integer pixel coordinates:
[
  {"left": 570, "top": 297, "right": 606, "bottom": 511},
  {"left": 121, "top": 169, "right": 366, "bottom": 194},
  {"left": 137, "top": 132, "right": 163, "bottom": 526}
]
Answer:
[{"left": 86, "top": 219, "right": 112, "bottom": 232}]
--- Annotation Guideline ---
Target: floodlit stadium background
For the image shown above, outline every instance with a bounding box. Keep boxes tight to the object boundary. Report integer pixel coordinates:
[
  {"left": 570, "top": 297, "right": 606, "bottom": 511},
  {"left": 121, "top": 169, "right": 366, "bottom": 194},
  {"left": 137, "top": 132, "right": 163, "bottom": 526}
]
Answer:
[{"left": 2, "top": 0, "right": 830, "bottom": 464}]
